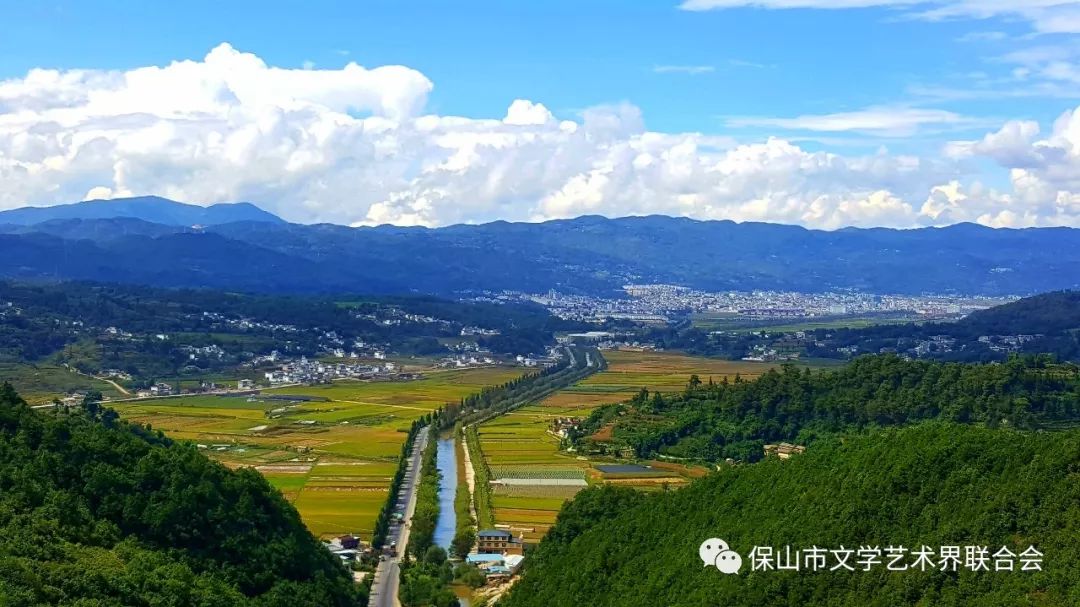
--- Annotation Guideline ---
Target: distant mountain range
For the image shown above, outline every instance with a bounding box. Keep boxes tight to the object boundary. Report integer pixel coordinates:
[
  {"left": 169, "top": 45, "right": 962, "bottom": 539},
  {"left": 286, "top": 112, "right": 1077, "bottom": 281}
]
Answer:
[
  {"left": 0, "top": 196, "right": 284, "bottom": 226},
  {"left": 2, "top": 196, "right": 1079, "bottom": 296}
]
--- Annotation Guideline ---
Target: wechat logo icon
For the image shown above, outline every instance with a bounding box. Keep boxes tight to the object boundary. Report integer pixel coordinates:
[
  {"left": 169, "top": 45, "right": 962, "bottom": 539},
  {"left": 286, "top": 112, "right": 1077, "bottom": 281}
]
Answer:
[{"left": 700, "top": 538, "right": 742, "bottom": 574}]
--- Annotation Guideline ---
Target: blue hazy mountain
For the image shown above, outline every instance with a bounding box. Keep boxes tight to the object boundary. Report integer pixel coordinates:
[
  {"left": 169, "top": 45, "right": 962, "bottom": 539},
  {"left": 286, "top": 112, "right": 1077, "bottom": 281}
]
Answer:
[
  {"left": 0, "top": 195, "right": 284, "bottom": 226},
  {"left": 0, "top": 197, "right": 1078, "bottom": 296}
]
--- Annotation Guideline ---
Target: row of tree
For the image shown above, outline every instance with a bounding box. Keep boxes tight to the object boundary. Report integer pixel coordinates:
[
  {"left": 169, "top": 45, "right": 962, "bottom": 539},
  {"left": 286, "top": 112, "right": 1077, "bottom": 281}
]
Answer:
[
  {"left": 407, "top": 424, "right": 443, "bottom": 559},
  {"left": 441, "top": 346, "right": 605, "bottom": 430},
  {"left": 464, "top": 425, "right": 496, "bottom": 530},
  {"left": 451, "top": 423, "right": 476, "bottom": 560},
  {"left": 372, "top": 417, "right": 427, "bottom": 549}
]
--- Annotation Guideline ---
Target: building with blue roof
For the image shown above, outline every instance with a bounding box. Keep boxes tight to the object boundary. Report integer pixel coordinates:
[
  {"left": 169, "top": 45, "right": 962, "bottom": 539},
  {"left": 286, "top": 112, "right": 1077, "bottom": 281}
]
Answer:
[{"left": 466, "top": 553, "right": 505, "bottom": 565}]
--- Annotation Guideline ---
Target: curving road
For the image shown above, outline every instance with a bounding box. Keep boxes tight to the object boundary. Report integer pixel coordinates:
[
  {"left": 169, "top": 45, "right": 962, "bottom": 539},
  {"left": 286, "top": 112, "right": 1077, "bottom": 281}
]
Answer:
[{"left": 370, "top": 426, "right": 430, "bottom": 607}]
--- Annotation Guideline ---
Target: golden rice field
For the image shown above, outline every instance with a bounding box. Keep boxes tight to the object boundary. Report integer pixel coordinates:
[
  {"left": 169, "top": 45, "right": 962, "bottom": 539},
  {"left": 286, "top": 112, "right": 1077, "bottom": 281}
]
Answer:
[
  {"left": 477, "top": 350, "right": 782, "bottom": 542},
  {"left": 111, "top": 366, "right": 525, "bottom": 539}
]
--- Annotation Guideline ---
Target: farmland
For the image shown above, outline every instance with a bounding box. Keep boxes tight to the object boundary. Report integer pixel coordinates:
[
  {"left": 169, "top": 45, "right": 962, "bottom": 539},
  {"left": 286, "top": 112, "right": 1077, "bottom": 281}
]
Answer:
[
  {"left": 0, "top": 361, "right": 123, "bottom": 404},
  {"left": 111, "top": 366, "right": 526, "bottom": 539},
  {"left": 475, "top": 350, "right": 783, "bottom": 542},
  {"left": 688, "top": 311, "right": 919, "bottom": 332}
]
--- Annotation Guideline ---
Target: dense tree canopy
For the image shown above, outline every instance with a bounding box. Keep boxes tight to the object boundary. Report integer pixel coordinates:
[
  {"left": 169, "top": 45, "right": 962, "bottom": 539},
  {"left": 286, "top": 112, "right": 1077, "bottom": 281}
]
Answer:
[
  {"left": 0, "top": 383, "right": 363, "bottom": 606},
  {"left": 506, "top": 423, "right": 1080, "bottom": 607},
  {"left": 577, "top": 354, "right": 1080, "bottom": 462}
]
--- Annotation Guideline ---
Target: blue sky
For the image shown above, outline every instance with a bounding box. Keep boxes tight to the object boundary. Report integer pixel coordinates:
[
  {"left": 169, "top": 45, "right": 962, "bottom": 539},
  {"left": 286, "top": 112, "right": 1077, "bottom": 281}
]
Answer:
[
  {"left": 1, "top": 1, "right": 1066, "bottom": 144},
  {"left": 1, "top": 0, "right": 1079, "bottom": 228}
]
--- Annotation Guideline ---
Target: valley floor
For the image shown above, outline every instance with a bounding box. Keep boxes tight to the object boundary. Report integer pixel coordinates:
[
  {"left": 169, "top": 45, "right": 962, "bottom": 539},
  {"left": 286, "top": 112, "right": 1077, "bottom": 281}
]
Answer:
[{"left": 112, "top": 366, "right": 527, "bottom": 539}]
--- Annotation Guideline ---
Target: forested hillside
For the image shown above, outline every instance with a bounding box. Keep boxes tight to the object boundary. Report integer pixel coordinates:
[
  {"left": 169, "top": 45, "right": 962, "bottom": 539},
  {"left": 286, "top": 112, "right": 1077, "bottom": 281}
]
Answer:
[
  {"left": 0, "top": 281, "right": 577, "bottom": 383},
  {"left": 505, "top": 423, "right": 1080, "bottom": 607},
  {"left": 576, "top": 354, "right": 1080, "bottom": 461},
  {"left": 957, "top": 290, "right": 1080, "bottom": 335},
  {"left": 0, "top": 384, "right": 363, "bottom": 606},
  {"left": 805, "top": 291, "right": 1080, "bottom": 362}
]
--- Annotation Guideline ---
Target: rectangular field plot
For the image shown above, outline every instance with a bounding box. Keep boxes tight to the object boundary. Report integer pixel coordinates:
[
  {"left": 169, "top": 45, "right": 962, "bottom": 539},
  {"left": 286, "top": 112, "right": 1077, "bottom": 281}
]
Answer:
[
  {"left": 493, "top": 508, "right": 562, "bottom": 526},
  {"left": 485, "top": 451, "right": 579, "bottom": 465},
  {"left": 492, "top": 484, "right": 586, "bottom": 500},
  {"left": 493, "top": 478, "right": 587, "bottom": 486},
  {"left": 292, "top": 489, "right": 389, "bottom": 538},
  {"left": 492, "top": 494, "right": 574, "bottom": 512},
  {"left": 595, "top": 464, "right": 668, "bottom": 476},
  {"left": 489, "top": 466, "right": 588, "bottom": 480}
]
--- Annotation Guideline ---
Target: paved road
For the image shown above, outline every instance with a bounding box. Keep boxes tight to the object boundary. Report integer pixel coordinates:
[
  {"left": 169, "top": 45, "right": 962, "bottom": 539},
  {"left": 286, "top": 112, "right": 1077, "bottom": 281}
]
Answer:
[{"left": 370, "top": 426, "right": 430, "bottom": 607}]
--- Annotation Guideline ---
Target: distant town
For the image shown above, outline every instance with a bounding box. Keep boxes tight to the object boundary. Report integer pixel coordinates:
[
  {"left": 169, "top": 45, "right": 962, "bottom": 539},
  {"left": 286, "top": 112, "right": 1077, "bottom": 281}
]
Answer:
[{"left": 482, "top": 285, "right": 1016, "bottom": 324}]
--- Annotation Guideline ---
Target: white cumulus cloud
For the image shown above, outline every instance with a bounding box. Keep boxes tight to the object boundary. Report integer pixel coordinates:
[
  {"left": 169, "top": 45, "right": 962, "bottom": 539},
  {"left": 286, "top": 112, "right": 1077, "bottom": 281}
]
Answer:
[
  {"left": 726, "top": 106, "right": 985, "bottom": 137},
  {"left": 1, "top": 43, "right": 1080, "bottom": 229},
  {"left": 652, "top": 65, "right": 716, "bottom": 75}
]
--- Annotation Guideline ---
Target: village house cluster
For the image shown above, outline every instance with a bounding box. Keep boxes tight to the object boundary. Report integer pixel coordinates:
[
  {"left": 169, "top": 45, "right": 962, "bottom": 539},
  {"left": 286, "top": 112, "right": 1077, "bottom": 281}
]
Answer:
[
  {"left": 741, "top": 342, "right": 803, "bottom": 362},
  {"left": 201, "top": 311, "right": 300, "bottom": 334},
  {"left": 437, "top": 353, "right": 498, "bottom": 368},
  {"left": 263, "top": 356, "right": 403, "bottom": 384},
  {"left": 977, "top": 334, "right": 1041, "bottom": 352},
  {"left": 863, "top": 334, "right": 1043, "bottom": 359},
  {"left": 548, "top": 417, "right": 582, "bottom": 439},
  {"left": 0, "top": 301, "right": 20, "bottom": 318},
  {"left": 180, "top": 344, "right": 226, "bottom": 361}
]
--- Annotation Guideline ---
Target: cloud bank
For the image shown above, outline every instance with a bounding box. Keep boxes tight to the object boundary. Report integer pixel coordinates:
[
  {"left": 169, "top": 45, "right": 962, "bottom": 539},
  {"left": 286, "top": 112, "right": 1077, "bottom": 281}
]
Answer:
[{"left": 1, "top": 43, "right": 1079, "bottom": 229}]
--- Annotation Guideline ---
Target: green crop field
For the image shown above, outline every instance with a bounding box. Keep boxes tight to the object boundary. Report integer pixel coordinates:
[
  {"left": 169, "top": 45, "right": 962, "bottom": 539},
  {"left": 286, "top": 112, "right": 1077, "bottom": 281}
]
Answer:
[
  {"left": 475, "top": 350, "right": 777, "bottom": 541},
  {"left": 492, "top": 484, "right": 585, "bottom": 505},
  {"left": 111, "top": 366, "right": 526, "bottom": 539},
  {"left": 489, "top": 466, "right": 587, "bottom": 480},
  {"left": 491, "top": 495, "right": 571, "bottom": 512}
]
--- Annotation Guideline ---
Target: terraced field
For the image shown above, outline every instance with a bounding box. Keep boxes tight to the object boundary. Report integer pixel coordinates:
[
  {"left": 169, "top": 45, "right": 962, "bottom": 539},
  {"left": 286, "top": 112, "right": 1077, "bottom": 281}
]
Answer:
[
  {"left": 112, "top": 366, "right": 526, "bottom": 539},
  {"left": 476, "top": 350, "right": 780, "bottom": 541}
]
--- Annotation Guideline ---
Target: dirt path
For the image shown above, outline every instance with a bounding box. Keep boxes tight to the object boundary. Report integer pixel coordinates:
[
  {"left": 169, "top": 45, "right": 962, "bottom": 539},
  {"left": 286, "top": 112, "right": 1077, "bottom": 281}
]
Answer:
[
  {"left": 99, "top": 376, "right": 131, "bottom": 396},
  {"left": 64, "top": 365, "right": 131, "bottom": 396},
  {"left": 461, "top": 427, "right": 479, "bottom": 543}
]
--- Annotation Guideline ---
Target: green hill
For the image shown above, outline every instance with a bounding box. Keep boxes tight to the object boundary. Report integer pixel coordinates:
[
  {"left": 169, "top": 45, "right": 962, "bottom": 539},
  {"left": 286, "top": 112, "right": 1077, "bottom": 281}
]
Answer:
[
  {"left": 0, "top": 383, "right": 363, "bottom": 606},
  {"left": 504, "top": 423, "right": 1080, "bottom": 607},
  {"left": 956, "top": 290, "right": 1080, "bottom": 336},
  {"left": 790, "top": 291, "right": 1080, "bottom": 363},
  {"left": 575, "top": 354, "right": 1080, "bottom": 462}
]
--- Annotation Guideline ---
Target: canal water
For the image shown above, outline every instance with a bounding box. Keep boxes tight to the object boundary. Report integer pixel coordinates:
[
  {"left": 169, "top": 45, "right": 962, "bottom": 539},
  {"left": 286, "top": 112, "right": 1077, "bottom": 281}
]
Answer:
[{"left": 432, "top": 437, "right": 458, "bottom": 550}]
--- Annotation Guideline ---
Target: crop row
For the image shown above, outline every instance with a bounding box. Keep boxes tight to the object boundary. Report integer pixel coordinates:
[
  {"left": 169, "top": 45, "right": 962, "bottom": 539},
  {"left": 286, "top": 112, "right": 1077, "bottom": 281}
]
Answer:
[
  {"left": 492, "top": 483, "right": 585, "bottom": 499},
  {"left": 489, "top": 466, "right": 586, "bottom": 480}
]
